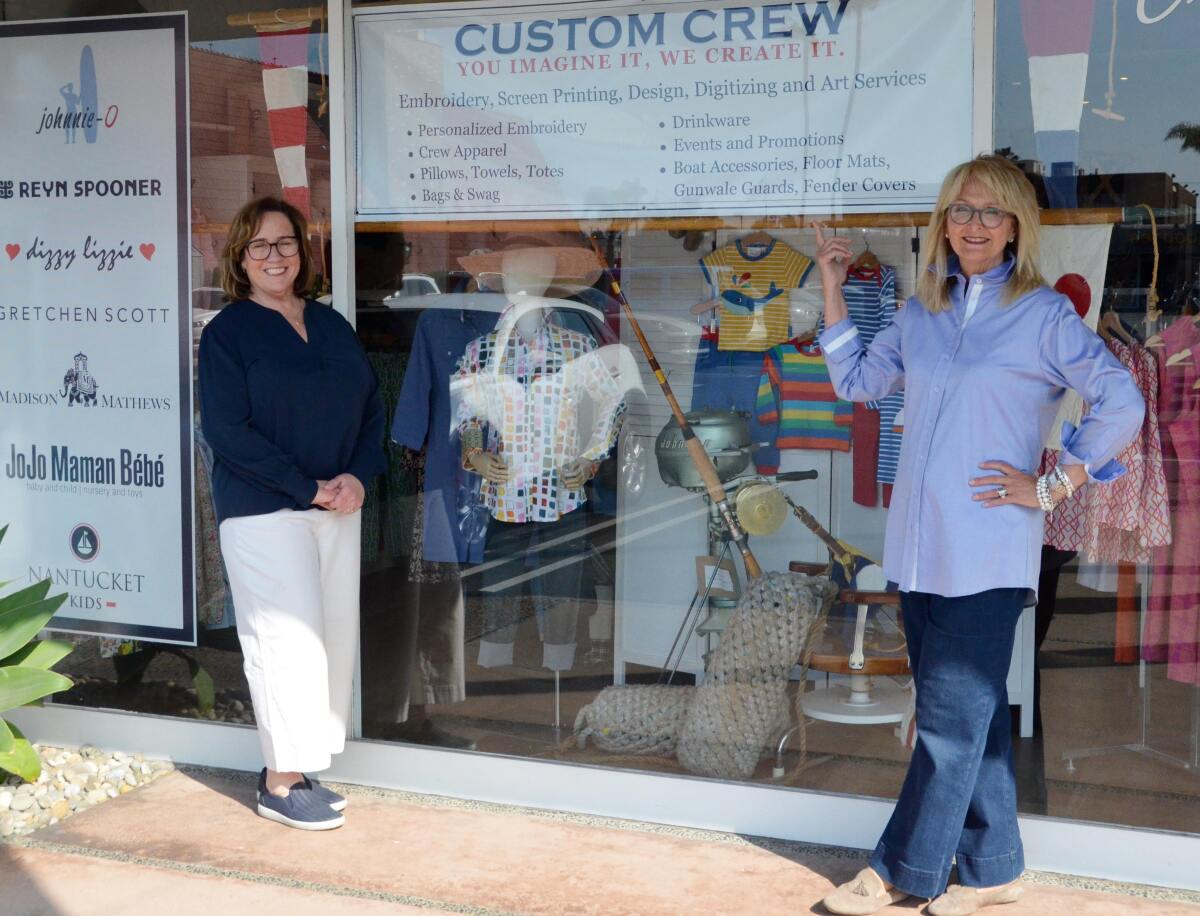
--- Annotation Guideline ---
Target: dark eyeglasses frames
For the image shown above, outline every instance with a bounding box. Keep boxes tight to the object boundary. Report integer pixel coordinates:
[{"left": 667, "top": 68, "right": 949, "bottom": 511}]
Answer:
[
  {"left": 946, "top": 204, "right": 1011, "bottom": 230},
  {"left": 246, "top": 237, "right": 300, "bottom": 260}
]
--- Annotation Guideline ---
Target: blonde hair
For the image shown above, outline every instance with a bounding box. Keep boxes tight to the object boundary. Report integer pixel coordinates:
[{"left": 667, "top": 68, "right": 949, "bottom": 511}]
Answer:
[
  {"left": 916, "top": 155, "right": 1046, "bottom": 313},
  {"left": 219, "top": 197, "right": 316, "bottom": 302}
]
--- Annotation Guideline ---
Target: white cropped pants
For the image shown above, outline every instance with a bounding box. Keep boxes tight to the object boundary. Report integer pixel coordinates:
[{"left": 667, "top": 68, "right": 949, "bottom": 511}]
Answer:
[{"left": 219, "top": 508, "right": 360, "bottom": 773}]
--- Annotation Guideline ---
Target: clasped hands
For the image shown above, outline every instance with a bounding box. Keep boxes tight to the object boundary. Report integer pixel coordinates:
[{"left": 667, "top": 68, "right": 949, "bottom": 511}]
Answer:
[
  {"left": 465, "top": 450, "right": 596, "bottom": 488},
  {"left": 313, "top": 473, "right": 365, "bottom": 513}
]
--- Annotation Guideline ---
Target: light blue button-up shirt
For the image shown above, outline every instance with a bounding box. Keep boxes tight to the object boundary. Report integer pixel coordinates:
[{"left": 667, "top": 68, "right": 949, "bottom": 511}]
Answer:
[{"left": 817, "top": 257, "right": 1144, "bottom": 599}]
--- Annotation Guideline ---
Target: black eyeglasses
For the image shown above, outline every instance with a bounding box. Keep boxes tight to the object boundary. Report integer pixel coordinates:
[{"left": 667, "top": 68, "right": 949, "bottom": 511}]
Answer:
[
  {"left": 946, "top": 204, "right": 1011, "bottom": 230},
  {"left": 245, "top": 236, "right": 300, "bottom": 260}
]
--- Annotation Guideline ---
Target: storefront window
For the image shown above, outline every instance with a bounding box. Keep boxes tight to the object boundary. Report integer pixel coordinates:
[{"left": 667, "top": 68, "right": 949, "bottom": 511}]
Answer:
[
  {"left": 6, "top": 0, "right": 1195, "bottom": 848},
  {"left": 0, "top": 0, "right": 331, "bottom": 729},
  {"left": 352, "top": 0, "right": 1200, "bottom": 838}
]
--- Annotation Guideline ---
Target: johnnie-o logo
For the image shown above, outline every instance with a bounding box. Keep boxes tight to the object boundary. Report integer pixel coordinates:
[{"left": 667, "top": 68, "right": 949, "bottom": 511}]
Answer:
[{"left": 34, "top": 45, "right": 119, "bottom": 142}]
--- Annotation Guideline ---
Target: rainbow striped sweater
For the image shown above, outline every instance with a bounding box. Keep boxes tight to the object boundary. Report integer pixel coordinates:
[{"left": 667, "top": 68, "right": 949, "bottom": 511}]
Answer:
[{"left": 755, "top": 340, "right": 852, "bottom": 452}]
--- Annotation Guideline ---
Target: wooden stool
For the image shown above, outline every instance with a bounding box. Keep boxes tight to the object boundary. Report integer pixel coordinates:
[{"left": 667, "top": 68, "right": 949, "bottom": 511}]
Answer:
[
  {"left": 774, "top": 562, "right": 912, "bottom": 777},
  {"left": 790, "top": 560, "right": 910, "bottom": 723}
]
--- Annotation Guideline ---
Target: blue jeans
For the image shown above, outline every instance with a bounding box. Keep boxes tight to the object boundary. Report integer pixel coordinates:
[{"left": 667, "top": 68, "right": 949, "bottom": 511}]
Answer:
[{"left": 869, "top": 589, "right": 1025, "bottom": 898}]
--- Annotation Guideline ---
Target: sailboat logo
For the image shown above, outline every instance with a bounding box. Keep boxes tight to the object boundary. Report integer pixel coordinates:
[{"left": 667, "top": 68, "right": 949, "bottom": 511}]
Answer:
[{"left": 69, "top": 523, "right": 100, "bottom": 563}]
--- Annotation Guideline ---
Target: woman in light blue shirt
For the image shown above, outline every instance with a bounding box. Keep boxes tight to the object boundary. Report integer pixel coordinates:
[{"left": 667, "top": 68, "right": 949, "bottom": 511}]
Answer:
[{"left": 819, "top": 156, "right": 1143, "bottom": 916}]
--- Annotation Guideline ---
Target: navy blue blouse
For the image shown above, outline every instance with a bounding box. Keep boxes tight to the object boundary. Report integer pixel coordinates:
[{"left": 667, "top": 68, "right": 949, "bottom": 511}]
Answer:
[{"left": 198, "top": 298, "right": 386, "bottom": 524}]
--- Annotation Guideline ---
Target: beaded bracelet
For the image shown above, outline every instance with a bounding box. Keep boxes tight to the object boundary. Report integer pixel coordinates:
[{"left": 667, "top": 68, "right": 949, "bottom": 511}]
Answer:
[{"left": 1035, "top": 473, "right": 1056, "bottom": 512}]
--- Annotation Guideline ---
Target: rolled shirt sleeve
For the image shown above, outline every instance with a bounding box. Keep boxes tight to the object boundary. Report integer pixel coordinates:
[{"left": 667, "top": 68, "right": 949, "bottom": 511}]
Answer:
[{"left": 1038, "top": 299, "right": 1145, "bottom": 482}]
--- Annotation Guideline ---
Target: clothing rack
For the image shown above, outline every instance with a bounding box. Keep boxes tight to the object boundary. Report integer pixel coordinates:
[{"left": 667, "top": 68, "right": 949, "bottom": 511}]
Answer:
[
  {"left": 355, "top": 207, "right": 1127, "bottom": 235},
  {"left": 1062, "top": 204, "right": 1197, "bottom": 777},
  {"left": 192, "top": 207, "right": 1181, "bottom": 238}
]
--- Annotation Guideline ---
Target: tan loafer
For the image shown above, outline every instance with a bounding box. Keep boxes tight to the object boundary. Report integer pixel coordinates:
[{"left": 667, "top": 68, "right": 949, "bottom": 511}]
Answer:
[
  {"left": 822, "top": 867, "right": 911, "bottom": 915},
  {"left": 926, "top": 883, "right": 1023, "bottom": 915}
]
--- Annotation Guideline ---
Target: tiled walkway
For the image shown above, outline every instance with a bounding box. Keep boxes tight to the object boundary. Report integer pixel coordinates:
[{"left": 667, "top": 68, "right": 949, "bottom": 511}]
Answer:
[{"left": 2, "top": 767, "right": 1198, "bottom": 915}]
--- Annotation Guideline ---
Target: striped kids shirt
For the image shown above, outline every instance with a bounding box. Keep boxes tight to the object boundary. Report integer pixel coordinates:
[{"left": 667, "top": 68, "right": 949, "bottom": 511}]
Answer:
[
  {"left": 755, "top": 339, "right": 853, "bottom": 451},
  {"left": 701, "top": 238, "right": 813, "bottom": 352}
]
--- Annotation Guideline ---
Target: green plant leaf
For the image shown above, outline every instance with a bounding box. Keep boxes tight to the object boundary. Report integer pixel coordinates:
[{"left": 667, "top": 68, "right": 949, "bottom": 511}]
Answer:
[
  {"left": 193, "top": 665, "right": 215, "bottom": 713},
  {"left": 0, "top": 524, "right": 7, "bottom": 547},
  {"left": 171, "top": 649, "right": 215, "bottom": 713},
  {"left": 0, "top": 720, "right": 40, "bottom": 782},
  {"left": 0, "top": 639, "right": 74, "bottom": 671},
  {"left": 0, "top": 593, "right": 69, "bottom": 662},
  {"left": 0, "top": 578, "right": 51, "bottom": 613},
  {"left": 0, "top": 717, "right": 13, "bottom": 755},
  {"left": 0, "top": 666, "right": 73, "bottom": 713}
]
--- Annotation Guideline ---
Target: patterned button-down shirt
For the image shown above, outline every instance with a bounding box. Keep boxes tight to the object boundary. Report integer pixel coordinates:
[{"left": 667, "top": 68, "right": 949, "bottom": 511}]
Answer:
[
  {"left": 817, "top": 257, "right": 1144, "bottom": 599},
  {"left": 453, "top": 317, "right": 625, "bottom": 523}
]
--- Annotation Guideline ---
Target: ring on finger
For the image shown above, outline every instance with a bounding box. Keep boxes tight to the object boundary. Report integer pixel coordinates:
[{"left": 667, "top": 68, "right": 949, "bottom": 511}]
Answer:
[{"left": 996, "top": 486, "right": 1008, "bottom": 500}]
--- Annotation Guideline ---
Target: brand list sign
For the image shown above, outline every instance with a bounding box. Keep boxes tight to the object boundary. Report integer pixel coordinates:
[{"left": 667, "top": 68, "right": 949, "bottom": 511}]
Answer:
[
  {"left": 0, "top": 15, "right": 194, "bottom": 644},
  {"left": 356, "top": 0, "right": 973, "bottom": 220}
]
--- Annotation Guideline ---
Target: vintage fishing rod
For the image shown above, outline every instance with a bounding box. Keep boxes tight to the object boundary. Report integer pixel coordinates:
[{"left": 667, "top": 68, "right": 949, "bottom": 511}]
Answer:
[{"left": 587, "top": 234, "right": 763, "bottom": 580}]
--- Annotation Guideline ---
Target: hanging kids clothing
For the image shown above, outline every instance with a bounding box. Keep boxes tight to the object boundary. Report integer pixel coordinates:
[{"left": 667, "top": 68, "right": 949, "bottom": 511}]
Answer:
[
  {"left": 1042, "top": 337, "right": 1170, "bottom": 565},
  {"left": 701, "top": 237, "right": 813, "bottom": 352},
  {"left": 755, "top": 338, "right": 853, "bottom": 452},
  {"left": 1145, "top": 317, "right": 1200, "bottom": 686},
  {"left": 690, "top": 329, "right": 781, "bottom": 473}
]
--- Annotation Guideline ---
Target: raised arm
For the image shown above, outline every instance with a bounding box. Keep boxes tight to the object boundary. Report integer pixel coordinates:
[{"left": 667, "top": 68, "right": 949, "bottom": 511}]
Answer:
[{"left": 811, "top": 221, "right": 906, "bottom": 402}]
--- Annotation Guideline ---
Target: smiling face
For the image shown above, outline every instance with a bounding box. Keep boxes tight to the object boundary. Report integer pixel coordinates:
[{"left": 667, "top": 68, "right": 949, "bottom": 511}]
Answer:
[
  {"left": 241, "top": 210, "right": 301, "bottom": 301},
  {"left": 945, "top": 179, "right": 1016, "bottom": 278}
]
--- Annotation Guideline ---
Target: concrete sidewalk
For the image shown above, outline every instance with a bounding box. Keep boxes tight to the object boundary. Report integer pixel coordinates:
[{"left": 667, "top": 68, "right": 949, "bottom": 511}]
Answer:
[{"left": 2, "top": 767, "right": 1198, "bottom": 915}]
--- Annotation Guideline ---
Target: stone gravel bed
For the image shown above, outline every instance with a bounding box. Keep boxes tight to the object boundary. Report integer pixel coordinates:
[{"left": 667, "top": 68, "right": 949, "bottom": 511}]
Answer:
[{"left": 0, "top": 744, "right": 174, "bottom": 838}]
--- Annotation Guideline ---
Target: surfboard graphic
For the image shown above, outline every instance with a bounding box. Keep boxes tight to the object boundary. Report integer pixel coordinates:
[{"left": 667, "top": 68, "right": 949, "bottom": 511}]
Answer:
[{"left": 80, "top": 45, "right": 98, "bottom": 144}]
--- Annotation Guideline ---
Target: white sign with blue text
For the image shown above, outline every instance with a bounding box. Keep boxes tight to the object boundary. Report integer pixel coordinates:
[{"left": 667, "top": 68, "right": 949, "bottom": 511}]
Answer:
[
  {"left": 0, "top": 15, "right": 195, "bottom": 644},
  {"left": 356, "top": 0, "right": 974, "bottom": 219}
]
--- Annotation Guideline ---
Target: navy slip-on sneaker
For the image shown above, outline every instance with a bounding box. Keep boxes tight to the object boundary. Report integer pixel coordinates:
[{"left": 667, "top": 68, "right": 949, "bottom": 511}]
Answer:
[
  {"left": 256, "top": 769, "right": 344, "bottom": 830},
  {"left": 303, "top": 775, "right": 347, "bottom": 812}
]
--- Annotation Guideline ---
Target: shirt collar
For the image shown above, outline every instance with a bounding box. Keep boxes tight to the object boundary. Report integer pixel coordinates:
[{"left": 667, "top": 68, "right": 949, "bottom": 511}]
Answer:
[{"left": 945, "top": 254, "right": 1016, "bottom": 286}]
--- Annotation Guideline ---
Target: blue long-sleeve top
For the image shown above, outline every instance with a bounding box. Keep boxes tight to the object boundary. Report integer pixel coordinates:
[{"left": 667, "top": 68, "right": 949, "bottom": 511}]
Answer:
[
  {"left": 198, "top": 298, "right": 386, "bottom": 524},
  {"left": 816, "top": 257, "right": 1144, "bottom": 600},
  {"left": 391, "top": 307, "right": 498, "bottom": 563}
]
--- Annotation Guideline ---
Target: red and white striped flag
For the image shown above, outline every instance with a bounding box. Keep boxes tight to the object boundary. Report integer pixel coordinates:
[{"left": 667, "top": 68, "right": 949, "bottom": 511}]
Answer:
[
  {"left": 1019, "top": 0, "right": 1096, "bottom": 208},
  {"left": 257, "top": 22, "right": 312, "bottom": 218}
]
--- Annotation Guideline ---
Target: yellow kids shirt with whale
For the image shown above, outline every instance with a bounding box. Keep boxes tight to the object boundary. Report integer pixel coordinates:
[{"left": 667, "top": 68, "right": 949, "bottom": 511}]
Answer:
[{"left": 701, "top": 238, "right": 813, "bottom": 351}]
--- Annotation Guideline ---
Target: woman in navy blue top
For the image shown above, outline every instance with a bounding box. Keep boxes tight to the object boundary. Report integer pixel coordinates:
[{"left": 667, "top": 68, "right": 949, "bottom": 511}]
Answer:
[{"left": 198, "top": 197, "right": 384, "bottom": 830}]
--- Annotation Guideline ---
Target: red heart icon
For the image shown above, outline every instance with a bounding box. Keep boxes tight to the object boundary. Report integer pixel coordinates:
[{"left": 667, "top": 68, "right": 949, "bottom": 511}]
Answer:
[
  {"left": 4, "top": 244, "right": 18, "bottom": 261},
  {"left": 139, "top": 243, "right": 155, "bottom": 261}
]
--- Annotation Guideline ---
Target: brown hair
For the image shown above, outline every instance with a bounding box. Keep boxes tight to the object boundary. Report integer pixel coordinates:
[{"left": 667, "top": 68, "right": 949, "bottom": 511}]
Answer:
[
  {"left": 916, "top": 155, "right": 1047, "bottom": 313},
  {"left": 219, "top": 197, "right": 316, "bottom": 302}
]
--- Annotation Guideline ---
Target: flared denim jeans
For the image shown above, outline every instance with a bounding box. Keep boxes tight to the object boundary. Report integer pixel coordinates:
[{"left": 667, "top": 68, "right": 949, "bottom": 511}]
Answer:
[{"left": 870, "top": 588, "right": 1026, "bottom": 898}]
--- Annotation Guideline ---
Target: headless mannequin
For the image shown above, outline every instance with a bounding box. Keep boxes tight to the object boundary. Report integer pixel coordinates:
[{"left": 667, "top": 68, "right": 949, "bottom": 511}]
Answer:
[
  {"left": 464, "top": 249, "right": 596, "bottom": 489},
  {"left": 458, "top": 248, "right": 620, "bottom": 676}
]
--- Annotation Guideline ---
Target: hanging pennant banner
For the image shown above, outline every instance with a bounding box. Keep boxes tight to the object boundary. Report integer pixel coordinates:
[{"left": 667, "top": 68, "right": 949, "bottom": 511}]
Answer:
[
  {"left": 0, "top": 14, "right": 195, "bottom": 644},
  {"left": 355, "top": 0, "right": 974, "bottom": 220}
]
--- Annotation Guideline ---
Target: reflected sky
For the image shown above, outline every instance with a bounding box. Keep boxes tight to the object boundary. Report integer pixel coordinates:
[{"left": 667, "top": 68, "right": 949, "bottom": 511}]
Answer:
[{"left": 995, "top": 1, "right": 1200, "bottom": 201}]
